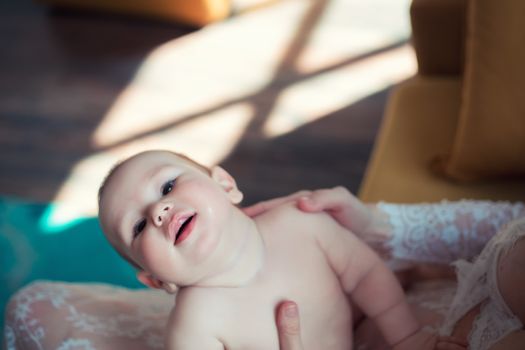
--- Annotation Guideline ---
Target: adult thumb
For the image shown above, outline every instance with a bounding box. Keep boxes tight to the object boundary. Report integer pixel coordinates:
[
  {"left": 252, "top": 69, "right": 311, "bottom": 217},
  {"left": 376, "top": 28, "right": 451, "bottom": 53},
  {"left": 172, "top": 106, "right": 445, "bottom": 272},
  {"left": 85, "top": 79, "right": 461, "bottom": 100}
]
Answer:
[{"left": 276, "top": 301, "right": 304, "bottom": 350}]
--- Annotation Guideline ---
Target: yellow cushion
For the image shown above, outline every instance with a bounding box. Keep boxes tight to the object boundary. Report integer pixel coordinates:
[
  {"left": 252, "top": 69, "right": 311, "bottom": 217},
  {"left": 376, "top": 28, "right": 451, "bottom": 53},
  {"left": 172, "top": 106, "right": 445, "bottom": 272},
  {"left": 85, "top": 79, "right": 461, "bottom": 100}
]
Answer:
[
  {"left": 36, "top": 0, "right": 230, "bottom": 26},
  {"left": 442, "top": 0, "right": 525, "bottom": 180},
  {"left": 410, "top": 0, "right": 467, "bottom": 76},
  {"left": 359, "top": 77, "right": 525, "bottom": 203}
]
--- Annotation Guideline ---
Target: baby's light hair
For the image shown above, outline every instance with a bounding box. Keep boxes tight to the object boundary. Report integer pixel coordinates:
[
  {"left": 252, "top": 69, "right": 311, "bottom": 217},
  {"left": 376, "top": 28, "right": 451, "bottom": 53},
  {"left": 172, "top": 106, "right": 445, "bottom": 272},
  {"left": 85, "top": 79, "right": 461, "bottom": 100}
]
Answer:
[
  {"left": 97, "top": 150, "right": 211, "bottom": 270},
  {"left": 98, "top": 159, "right": 125, "bottom": 206}
]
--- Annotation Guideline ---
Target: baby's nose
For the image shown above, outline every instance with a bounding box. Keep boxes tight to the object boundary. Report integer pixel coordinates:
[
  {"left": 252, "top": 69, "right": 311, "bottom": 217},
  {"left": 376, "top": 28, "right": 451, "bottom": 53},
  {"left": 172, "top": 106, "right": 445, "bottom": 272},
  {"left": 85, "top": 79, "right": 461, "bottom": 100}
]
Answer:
[{"left": 152, "top": 202, "right": 172, "bottom": 226}]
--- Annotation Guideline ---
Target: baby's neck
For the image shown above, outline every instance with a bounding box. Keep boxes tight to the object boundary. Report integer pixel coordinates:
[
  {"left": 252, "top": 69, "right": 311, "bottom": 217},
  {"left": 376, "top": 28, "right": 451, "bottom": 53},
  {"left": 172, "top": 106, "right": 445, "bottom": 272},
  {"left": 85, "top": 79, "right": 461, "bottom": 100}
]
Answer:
[{"left": 195, "top": 208, "right": 265, "bottom": 288}]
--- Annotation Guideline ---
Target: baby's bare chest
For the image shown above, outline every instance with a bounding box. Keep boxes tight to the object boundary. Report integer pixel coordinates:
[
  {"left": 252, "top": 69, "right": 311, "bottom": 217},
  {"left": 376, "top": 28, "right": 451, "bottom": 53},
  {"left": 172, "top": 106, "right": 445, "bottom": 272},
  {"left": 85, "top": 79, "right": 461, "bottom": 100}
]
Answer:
[{"left": 218, "top": 239, "right": 354, "bottom": 349}]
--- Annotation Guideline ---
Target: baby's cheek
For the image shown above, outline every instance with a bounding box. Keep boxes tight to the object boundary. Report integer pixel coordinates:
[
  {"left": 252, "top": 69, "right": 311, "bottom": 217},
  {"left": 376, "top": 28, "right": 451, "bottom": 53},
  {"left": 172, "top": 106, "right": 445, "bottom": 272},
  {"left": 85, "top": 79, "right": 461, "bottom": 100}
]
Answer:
[
  {"left": 139, "top": 235, "right": 169, "bottom": 272},
  {"left": 191, "top": 193, "right": 230, "bottom": 262},
  {"left": 182, "top": 181, "right": 236, "bottom": 265},
  {"left": 193, "top": 226, "right": 221, "bottom": 262}
]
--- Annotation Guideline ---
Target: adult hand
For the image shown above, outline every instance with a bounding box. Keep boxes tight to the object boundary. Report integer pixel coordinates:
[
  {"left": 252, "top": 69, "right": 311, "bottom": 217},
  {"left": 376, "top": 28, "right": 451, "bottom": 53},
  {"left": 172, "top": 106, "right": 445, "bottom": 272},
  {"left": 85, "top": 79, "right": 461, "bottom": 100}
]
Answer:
[
  {"left": 292, "top": 186, "right": 374, "bottom": 235},
  {"left": 243, "top": 187, "right": 386, "bottom": 242},
  {"left": 298, "top": 187, "right": 396, "bottom": 259},
  {"left": 276, "top": 301, "right": 304, "bottom": 350},
  {"left": 242, "top": 190, "right": 312, "bottom": 217}
]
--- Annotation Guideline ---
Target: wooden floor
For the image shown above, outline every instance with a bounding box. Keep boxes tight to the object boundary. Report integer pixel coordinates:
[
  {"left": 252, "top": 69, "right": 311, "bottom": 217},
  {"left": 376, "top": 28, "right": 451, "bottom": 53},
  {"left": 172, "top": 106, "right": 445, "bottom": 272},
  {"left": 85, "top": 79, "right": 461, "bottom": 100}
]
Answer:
[{"left": 0, "top": 0, "right": 404, "bottom": 208}]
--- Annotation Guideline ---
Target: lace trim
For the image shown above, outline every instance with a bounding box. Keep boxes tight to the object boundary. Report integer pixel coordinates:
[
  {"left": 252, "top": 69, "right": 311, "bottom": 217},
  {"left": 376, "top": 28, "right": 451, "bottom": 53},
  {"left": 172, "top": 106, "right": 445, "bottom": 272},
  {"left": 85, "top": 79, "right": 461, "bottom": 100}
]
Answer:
[
  {"left": 5, "top": 281, "right": 172, "bottom": 350},
  {"left": 378, "top": 200, "right": 525, "bottom": 264},
  {"left": 440, "top": 217, "right": 525, "bottom": 350},
  {"left": 57, "top": 339, "right": 96, "bottom": 350}
]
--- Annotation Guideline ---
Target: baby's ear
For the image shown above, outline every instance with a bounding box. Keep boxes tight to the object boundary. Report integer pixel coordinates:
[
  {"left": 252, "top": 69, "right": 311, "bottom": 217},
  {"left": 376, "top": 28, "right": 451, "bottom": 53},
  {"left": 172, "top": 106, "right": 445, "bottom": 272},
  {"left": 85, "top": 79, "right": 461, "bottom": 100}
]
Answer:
[
  {"left": 211, "top": 166, "right": 243, "bottom": 204},
  {"left": 137, "top": 271, "right": 163, "bottom": 289},
  {"left": 161, "top": 282, "right": 178, "bottom": 294},
  {"left": 137, "top": 271, "right": 178, "bottom": 294}
]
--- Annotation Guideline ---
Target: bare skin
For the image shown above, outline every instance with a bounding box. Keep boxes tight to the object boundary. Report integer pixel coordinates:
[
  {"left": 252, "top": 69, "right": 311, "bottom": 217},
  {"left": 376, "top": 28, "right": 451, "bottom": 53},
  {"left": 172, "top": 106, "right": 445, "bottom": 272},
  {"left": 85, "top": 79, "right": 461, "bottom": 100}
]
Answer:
[
  {"left": 165, "top": 202, "right": 420, "bottom": 349},
  {"left": 99, "top": 152, "right": 421, "bottom": 350},
  {"left": 251, "top": 187, "right": 525, "bottom": 350}
]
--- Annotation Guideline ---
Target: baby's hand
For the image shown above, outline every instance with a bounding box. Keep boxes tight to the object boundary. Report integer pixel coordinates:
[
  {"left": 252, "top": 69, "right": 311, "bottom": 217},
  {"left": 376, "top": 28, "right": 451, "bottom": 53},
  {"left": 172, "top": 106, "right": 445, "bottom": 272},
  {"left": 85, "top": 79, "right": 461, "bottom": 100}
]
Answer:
[
  {"left": 392, "top": 328, "right": 437, "bottom": 350},
  {"left": 434, "top": 335, "right": 468, "bottom": 350}
]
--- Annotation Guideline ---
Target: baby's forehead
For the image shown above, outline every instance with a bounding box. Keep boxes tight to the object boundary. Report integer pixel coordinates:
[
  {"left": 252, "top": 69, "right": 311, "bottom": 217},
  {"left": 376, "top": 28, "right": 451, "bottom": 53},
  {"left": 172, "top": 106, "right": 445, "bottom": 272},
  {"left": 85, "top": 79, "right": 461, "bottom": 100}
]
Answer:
[
  {"left": 100, "top": 153, "right": 174, "bottom": 207},
  {"left": 105, "top": 152, "right": 184, "bottom": 192},
  {"left": 100, "top": 151, "right": 203, "bottom": 211},
  {"left": 121, "top": 151, "right": 186, "bottom": 172}
]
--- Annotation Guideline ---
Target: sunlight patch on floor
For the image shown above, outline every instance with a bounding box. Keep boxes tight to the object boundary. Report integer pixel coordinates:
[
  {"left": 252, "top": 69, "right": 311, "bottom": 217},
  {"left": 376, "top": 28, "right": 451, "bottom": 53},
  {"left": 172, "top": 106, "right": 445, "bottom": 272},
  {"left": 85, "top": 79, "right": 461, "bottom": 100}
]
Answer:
[
  {"left": 93, "top": 0, "right": 310, "bottom": 147},
  {"left": 48, "top": 103, "right": 253, "bottom": 226},
  {"left": 48, "top": 0, "right": 414, "bottom": 226},
  {"left": 295, "top": 0, "right": 411, "bottom": 73},
  {"left": 263, "top": 44, "right": 416, "bottom": 137}
]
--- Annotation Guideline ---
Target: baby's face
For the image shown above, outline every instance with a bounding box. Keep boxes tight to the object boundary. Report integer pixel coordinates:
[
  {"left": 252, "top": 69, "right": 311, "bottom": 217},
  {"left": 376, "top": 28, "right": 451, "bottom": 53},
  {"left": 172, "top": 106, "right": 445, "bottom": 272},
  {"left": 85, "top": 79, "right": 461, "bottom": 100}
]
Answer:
[{"left": 99, "top": 151, "right": 240, "bottom": 287}]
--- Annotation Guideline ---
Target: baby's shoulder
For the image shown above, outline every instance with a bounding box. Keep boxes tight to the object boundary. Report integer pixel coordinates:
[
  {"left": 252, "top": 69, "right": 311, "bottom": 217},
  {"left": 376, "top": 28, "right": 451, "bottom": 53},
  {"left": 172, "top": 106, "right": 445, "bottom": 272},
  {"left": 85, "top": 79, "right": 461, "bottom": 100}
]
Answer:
[
  {"left": 257, "top": 201, "right": 330, "bottom": 225},
  {"left": 256, "top": 202, "right": 346, "bottom": 240}
]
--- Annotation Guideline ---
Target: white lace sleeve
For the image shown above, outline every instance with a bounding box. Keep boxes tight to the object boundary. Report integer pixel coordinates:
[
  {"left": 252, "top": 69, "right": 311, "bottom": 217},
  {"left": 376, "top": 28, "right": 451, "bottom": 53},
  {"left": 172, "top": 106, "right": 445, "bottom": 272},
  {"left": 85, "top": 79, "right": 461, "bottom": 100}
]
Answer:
[{"left": 377, "top": 200, "right": 525, "bottom": 264}]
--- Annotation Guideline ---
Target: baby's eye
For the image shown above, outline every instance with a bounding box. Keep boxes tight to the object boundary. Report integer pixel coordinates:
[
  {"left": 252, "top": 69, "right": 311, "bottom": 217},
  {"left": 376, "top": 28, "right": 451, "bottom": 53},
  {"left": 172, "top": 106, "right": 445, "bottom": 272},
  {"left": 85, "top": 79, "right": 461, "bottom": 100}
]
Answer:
[
  {"left": 161, "top": 179, "right": 176, "bottom": 196},
  {"left": 133, "top": 218, "right": 147, "bottom": 238}
]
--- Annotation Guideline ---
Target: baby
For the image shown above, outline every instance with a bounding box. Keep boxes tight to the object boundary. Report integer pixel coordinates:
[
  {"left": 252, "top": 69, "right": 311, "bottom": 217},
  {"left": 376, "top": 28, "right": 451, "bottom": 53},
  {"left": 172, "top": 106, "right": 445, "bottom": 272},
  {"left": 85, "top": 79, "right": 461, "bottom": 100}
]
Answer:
[{"left": 97, "top": 150, "right": 422, "bottom": 349}]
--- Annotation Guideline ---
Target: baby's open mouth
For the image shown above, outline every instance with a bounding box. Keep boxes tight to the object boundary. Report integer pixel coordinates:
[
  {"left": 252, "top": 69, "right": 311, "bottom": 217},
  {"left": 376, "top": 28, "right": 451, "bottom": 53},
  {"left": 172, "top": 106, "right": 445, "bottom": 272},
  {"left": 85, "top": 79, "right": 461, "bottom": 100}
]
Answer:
[{"left": 174, "top": 214, "right": 196, "bottom": 245}]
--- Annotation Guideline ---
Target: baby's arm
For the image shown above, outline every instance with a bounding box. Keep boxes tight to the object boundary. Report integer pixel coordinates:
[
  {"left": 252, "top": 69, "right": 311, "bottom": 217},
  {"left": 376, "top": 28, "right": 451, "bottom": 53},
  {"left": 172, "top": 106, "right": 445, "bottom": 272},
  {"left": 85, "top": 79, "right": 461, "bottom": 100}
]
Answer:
[{"left": 314, "top": 213, "right": 420, "bottom": 347}]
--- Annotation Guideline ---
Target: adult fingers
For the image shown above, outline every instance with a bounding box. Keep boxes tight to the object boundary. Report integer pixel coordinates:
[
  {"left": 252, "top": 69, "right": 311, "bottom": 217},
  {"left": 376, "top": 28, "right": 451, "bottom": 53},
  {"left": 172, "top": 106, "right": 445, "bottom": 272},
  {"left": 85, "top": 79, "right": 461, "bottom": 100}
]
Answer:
[
  {"left": 297, "top": 186, "right": 351, "bottom": 212},
  {"left": 242, "top": 191, "right": 311, "bottom": 217},
  {"left": 276, "top": 301, "right": 304, "bottom": 350}
]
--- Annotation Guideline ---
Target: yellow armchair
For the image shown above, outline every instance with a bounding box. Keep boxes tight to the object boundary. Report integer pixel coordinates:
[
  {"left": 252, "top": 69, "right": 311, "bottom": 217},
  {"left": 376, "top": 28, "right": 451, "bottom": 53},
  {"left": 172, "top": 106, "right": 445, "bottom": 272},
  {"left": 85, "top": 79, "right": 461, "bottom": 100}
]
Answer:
[
  {"left": 359, "top": 0, "right": 525, "bottom": 203},
  {"left": 36, "top": 0, "right": 231, "bottom": 27}
]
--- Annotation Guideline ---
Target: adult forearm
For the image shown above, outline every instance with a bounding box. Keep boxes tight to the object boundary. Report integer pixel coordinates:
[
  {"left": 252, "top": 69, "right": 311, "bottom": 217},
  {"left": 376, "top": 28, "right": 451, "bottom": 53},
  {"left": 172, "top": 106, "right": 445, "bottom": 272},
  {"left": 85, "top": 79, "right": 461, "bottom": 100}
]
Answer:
[{"left": 375, "top": 200, "right": 525, "bottom": 264}]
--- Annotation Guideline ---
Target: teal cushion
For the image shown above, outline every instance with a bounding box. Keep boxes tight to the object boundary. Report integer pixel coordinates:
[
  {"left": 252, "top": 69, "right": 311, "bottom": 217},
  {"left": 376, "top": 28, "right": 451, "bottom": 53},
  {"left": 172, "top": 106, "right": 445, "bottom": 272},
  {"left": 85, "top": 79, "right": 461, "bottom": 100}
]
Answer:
[{"left": 1, "top": 196, "right": 143, "bottom": 341}]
